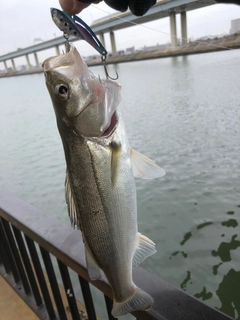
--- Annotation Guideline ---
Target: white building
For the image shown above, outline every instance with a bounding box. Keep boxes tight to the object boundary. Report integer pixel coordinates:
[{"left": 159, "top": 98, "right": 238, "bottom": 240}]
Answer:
[{"left": 230, "top": 18, "right": 240, "bottom": 35}]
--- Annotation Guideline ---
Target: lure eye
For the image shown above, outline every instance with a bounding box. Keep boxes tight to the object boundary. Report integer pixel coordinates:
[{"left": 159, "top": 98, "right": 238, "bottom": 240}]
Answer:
[{"left": 55, "top": 84, "right": 69, "bottom": 100}]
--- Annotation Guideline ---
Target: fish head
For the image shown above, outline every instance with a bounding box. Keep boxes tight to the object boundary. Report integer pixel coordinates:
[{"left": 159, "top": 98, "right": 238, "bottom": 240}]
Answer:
[{"left": 42, "top": 44, "right": 121, "bottom": 137}]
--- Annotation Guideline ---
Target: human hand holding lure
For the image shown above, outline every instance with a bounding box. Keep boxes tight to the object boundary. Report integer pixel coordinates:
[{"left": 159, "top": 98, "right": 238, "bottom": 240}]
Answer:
[
  {"left": 60, "top": 0, "right": 157, "bottom": 16},
  {"left": 59, "top": 0, "right": 240, "bottom": 17},
  {"left": 51, "top": 8, "right": 117, "bottom": 79}
]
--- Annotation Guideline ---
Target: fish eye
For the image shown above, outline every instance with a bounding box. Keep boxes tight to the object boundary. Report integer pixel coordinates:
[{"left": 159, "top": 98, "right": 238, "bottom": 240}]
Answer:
[{"left": 55, "top": 84, "right": 68, "bottom": 100}]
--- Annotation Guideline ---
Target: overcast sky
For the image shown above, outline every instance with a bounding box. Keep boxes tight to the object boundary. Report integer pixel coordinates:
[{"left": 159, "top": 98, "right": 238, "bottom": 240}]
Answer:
[{"left": 1, "top": 0, "right": 240, "bottom": 66}]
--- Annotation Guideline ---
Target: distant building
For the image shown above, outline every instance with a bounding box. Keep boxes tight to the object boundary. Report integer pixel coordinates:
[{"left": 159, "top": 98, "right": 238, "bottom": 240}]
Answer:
[
  {"left": 197, "top": 35, "right": 216, "bottom": 41},
  {"left": 142, "top": 43, "right": 170, "bottom": 51},
  {"left": 230, "top": 18, "right": 240, "bottom": 35},
  {"left": 17, "top": 65, "right": 27, "bottom": 71},
  {"left": 126, "top": 46, "right": 135, "bottom": 54}
]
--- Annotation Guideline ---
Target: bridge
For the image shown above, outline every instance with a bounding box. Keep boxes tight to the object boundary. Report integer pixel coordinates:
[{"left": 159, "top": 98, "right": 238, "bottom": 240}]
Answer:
[{"left": 0, "top": 0, "right": 216, "bottom": 73}]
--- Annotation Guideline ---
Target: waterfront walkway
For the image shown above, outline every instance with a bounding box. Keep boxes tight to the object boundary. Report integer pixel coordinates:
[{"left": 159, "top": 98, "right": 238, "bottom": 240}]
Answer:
[
  {"left": 0, "top": 271, "right": 92, "bottom": 320},
  {"left": 0, "top": 275, "right": 38, "bottom": 320}
]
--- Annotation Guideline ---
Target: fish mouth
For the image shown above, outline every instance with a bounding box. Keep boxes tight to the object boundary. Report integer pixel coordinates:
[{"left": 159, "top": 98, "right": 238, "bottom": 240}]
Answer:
[
  {"left": 102, "top": 111, "right": 118, "bottom": 137},
  {"left": 42, "top": 44, "right": 81, "bottom": 72}
]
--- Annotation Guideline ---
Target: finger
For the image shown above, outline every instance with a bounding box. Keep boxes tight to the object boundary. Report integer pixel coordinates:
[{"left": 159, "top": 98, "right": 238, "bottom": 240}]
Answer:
[{"left": 59, "top": 0, "right": 91, "bottom": 14}]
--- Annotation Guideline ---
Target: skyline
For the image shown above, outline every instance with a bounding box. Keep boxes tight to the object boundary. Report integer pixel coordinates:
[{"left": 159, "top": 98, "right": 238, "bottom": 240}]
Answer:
[{"left": 1, "top": 1, "right": 240, "bottom": 67}]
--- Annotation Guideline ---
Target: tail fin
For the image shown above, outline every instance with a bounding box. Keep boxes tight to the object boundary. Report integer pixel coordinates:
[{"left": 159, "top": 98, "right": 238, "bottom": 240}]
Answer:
[{"left": 111, "top": 286, "right": 154, "bottom": 318}]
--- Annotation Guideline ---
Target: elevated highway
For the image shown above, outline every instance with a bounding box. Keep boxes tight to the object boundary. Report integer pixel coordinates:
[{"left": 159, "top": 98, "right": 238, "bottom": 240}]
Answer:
[
  {"left": 0, "top": 0, "right": 217, "bottom": 72},
  {"left": 91, "top": 0, "right": 216, "bottom": 33}
]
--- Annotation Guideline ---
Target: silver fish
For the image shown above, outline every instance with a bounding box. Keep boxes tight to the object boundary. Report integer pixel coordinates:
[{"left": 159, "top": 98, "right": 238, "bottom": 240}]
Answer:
[{"left": 42, "top": 44, "right": 165, "bottom": 317}]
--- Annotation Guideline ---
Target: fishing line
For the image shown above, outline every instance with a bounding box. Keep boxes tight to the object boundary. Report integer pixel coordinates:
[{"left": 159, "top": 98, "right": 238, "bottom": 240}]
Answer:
[{"left": 92, "top": 4, "right": 234, "bottom": 51}]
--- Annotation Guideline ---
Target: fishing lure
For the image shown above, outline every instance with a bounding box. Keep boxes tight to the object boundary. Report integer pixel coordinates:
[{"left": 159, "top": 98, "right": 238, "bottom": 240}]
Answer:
[{"left": 51, "top": 7, "right": 107, "bottom": 56}]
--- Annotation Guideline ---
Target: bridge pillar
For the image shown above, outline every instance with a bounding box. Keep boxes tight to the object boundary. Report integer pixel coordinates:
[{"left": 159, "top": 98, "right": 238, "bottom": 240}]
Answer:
[
  {"left": 26, "top": 54, "right": 31, "bottom": 69},
  {"left": 169, "top": 12, "right": 177, "bottom": 48},
  {"left": 4, "top": 61, "right": 8, "bottom": 73},
  {"left": 110, "top": 31, "right": 117, "bottom": 56},
  {"left": 181, "top": 11, "right": 188, "bottom": 45},
  {"left": 34, "top": 52, "right": 40, "bottom": 68},
  {"left": 11, "top": 59, "right": 16, "bottom": 72},
  {"left": 99, "top": 33, "right": 106, "bottom": 48},
  {"left": 55, "top": 45, "right": 60, "bottom": 56}
]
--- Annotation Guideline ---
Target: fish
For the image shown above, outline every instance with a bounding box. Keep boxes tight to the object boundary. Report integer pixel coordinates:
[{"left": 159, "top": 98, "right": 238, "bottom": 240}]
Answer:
[
  {"left": 42, "top": 44, "right": 165, "bottom": 317},
  {"left": 51, "top": 8, "right": 107, "bottom": 55}
]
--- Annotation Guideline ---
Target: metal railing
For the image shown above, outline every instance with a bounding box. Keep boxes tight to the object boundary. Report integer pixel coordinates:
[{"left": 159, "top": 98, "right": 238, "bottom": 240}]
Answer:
[{"left": 0, "top": 188, "right": 233, "bottom": 320}]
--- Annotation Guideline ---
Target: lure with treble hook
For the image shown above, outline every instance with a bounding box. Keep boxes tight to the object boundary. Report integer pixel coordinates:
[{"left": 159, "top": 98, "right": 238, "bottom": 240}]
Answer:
[
  {"left": 51, "top": 7, "right": 107, "bottom": 56},
  {"left": 51, "top": 8, "right": 118, "bottom": 80}
]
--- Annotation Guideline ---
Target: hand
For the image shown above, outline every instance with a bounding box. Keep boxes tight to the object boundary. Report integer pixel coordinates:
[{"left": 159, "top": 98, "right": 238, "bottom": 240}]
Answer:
[
  {"left": 59, "top": 0, "right": 102, "bottom": 15},
  {"left": 59, "top": 0, "right": 240, "bottom": 17},
  {"left": 105, "top": 0, "right": 156, "bottom": 16},
  {"left": 60, "top": 0, "right": 157, "bottom": 16},
  {"left": 215, "top": 0, "right": 240, "bottom": 3}
]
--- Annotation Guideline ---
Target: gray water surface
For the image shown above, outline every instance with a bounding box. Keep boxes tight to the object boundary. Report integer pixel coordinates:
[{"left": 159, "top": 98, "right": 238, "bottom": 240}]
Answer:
[{"left": 0, "top": 49, "right": 240, "bottom": 319}]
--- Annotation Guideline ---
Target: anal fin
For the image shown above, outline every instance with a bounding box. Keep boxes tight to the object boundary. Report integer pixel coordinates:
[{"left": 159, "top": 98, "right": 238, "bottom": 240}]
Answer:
[{"left": 132, "top": 233, "right": 157, "bottom": 268}]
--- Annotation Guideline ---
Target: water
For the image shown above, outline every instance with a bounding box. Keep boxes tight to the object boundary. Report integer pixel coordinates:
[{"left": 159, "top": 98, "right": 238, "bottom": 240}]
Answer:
[{"left": 0, "top": 49, "right": 240, "bottom": 320}]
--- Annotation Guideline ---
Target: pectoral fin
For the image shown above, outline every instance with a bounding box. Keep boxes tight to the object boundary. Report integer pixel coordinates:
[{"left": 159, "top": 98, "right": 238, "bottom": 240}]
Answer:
[
  {"left": 85, "top": 246, "right": 102, "bottom": 280},
  {"left": 132, "top": 233, "right": 157, "bottom": 268},
  {"left": 111, "top": 141, "right": 121, "bottom": 187},
  {"left": 130, "top": 148, "right": 165, "bottom": 179}
]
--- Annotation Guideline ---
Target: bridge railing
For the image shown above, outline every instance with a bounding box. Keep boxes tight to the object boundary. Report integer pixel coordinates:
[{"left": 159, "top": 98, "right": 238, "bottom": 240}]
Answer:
[{"left": 0, "top": 188, "right": 233, "bottom": 320}]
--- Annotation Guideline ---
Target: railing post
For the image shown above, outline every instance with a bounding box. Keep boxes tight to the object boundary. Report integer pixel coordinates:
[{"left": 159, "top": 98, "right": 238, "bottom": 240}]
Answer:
[
  {"left": 11, "top": 225, "right": 43, "bottom": 307},
  {"left": 0, "top": 219, "right": 12, "bottom": 273},
  {"left": 57, "top": 259, "right": 81, "bottom": 320},
  {"left": 25, "top": 235, "right": 57, "bottom": 320},
  {"left": 0, "top": 217, "right": 20, "bottom": 283},
  {"left": 104, "top": 294, "right": 116, "bottom": 320},
  {"left": 1, "top": 219, "right": 31, "bottom": 295},
  {"left": 40, "top": 246, "right": 68, "bottom": 320},
  {"left": 78, "top": 276, "right": 97, "bottom": 320}
]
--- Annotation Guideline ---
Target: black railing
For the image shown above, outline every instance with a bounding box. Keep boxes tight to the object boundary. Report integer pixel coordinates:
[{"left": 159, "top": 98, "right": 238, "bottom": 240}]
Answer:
[{"left": 0, "top": 188, "right": 233, "bottom": 320}]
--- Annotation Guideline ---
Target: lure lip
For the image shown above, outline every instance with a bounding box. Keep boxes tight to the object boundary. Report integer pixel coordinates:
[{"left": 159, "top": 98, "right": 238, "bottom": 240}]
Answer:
[{"left": 50, "top": 7, "right": 107, "bottom": 56}]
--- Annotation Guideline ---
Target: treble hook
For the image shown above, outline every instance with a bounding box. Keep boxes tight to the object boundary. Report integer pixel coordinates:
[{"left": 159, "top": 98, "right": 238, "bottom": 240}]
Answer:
[{"left": 101, "top": 54, "right": 118, "bottom": 80}]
